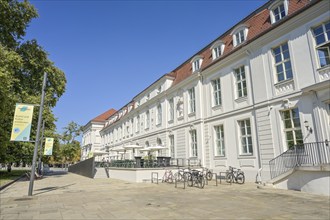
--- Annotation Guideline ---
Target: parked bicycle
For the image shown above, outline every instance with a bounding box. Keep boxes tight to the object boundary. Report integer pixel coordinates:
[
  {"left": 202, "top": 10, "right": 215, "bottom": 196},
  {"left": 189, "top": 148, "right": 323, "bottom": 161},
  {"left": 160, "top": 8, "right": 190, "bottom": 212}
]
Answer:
[
  {"left": 226, "top": 166, "right": 245, "bottom": 184},
  {"left": 162, "top": 169, "right": 174, "bottom": 183},
  {"left": 174, "top": 168, "right": 191, "bottom": 182},
  {"left": 202, "top": 167, "right": 213, "bottom": 181},
  {"left": 188, "top": 169, "right": 205, "bottom": 188}
]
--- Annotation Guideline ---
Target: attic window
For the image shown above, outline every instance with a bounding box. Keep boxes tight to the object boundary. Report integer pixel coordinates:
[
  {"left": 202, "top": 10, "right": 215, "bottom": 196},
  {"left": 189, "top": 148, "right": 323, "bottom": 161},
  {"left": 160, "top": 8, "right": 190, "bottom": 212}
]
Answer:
[
  {"left": 191, "top": 55, "right": 203, "bottom": 73},
  {"left": 269, "top": 0, "right": 289, "bottom": 24},
  {"left": 231, "top": 24, "right": 248, "bottom": 47},
  {"left": 211, "top": 40, "right": 225, "bottom": 60}
]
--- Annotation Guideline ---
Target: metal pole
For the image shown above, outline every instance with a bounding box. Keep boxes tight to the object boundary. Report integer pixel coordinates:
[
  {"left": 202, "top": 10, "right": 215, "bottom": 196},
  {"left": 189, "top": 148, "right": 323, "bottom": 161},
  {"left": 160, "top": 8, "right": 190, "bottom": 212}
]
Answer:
[
  {"left": 38, "top": 120, "right": 45, "bottom": 175},
  {"left": 28, "top": 72, "right": 47, "bottom": 196}
]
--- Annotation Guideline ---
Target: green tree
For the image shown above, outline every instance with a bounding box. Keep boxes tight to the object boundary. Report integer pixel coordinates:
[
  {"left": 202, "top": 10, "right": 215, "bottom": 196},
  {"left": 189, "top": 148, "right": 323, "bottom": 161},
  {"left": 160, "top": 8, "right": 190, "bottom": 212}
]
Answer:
[
  {"left": 59, "top": 121, "right": 83, "bottom": 165},
  {"left": 0, "top": 0, "right": 66, "bottom": 164}
]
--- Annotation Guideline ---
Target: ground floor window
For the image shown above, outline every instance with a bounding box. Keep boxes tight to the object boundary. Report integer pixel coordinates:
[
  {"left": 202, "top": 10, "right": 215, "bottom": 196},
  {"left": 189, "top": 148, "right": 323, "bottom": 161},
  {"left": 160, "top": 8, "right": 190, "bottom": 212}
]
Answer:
[
  {"left": 169, "top": 135, "right": 175, "bottom": 158},
  {"left": 214, "top": 125, "right": 225, "bottom": 156},
  {"left": 238, "top": 119, "right": 253, "bottom": 155},
  {"left": 281, "top": 108, "right": 303, "bottom": 149},
  {"left": 190, "top": 129, "right": 198, "bottom": 157}
]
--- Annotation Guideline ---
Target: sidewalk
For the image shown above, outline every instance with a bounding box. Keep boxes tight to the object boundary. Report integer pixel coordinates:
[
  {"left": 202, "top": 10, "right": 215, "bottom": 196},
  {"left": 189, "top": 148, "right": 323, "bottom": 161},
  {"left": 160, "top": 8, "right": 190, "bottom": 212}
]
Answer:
[{"left": 1, "top": 170, "right": 329, "bottom": 219}]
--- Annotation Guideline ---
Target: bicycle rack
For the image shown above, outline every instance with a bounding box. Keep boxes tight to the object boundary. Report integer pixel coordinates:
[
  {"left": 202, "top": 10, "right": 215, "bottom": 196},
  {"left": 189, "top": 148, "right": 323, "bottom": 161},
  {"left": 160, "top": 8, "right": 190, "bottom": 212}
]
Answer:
[
  {"left": 151, "top": 172, "right": 158, "bottom": 184},
  {"left": 174, "top": 176, "right": 186, "bottom": 189}
]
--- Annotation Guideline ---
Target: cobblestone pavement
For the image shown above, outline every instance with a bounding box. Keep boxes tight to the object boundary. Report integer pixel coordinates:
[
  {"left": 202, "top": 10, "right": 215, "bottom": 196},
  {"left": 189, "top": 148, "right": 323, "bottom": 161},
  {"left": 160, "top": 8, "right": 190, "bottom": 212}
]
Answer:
[{"left": 1, "top": 170, "right": 329, "bottom": 220}]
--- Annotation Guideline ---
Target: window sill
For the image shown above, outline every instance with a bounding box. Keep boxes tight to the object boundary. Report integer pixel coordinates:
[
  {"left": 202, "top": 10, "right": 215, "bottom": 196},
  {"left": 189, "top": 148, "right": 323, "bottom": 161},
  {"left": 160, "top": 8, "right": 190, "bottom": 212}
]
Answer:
[
  {"left": 235, "top": 96, "right": 248, "bottom": 103},
  {"left": 274, "top": 78, "right": 295, "bottom": 95},
  {"left": 214, "top": 156, "right": 226, "bottom": 159},
  {"left": 238, "top": 154, "right": 255, "bottom": 159},
  {"left": 168, "top": 119, "right": 174, "bottom": 124},
  {"left": 212, "top": 105, "right": 222, "bottom": 111},
  {"left": 317, "top": 65, "right": 330, "bottom": 81},
  {"left": 188, "top": 112, "right": 196, "bottom": 117},
  {"left": 177, "top": 116, "right": 184, "bottom": 120}
]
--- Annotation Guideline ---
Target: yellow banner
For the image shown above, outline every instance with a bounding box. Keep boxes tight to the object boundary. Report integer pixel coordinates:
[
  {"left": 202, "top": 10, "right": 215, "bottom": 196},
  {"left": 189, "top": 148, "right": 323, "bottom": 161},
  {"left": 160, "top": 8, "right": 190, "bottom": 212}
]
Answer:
[
  {"left": 44, "top": 138, "right": 54, "bottom": 156},
  {"left": 10, "top": 104, "right": 34, "bottom": 141}
]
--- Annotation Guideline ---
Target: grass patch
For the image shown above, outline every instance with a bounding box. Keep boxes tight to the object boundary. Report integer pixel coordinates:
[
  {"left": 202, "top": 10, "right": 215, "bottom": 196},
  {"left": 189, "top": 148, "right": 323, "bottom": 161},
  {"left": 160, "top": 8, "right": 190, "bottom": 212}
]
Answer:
[{"left": 0, "top": 169, "right": 30, "bottom": 186}]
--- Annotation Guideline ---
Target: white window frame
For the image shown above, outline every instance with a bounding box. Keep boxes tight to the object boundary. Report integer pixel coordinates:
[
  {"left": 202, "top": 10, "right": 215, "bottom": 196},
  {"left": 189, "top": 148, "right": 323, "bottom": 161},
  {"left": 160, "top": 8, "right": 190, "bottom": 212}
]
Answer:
[
  {"left": 214, "top": 125, "right": 225, "bottom": 157},
  {"left": 157, "top": 104, "right": 162, "bottom": 125},
  {"left": 211, "top": 40, "right": 225, "bottom": 60},
  {"left": 238, "top": 119, "right": 253, "bottom": 155},
  {"left": 145, "top": 110, "right": 150, "bottom": 129},
  {"left": 136, "top": 115, "right": 140, "bottom": 133},
  {"left": 272, "top": 42, "right": 293, "bottom": 83},
  {"left": 231, "top": 25, "right": 248, "bottom": 47},
  {"left": 269, "top": 0, "right": 289, "bottom": 24},
  {"left": 311, "top": 20, "right": 330, "bottom": 68},
  {"left": 234, "top": 66, "right": 247, "bottom": 98},
  {"left": 190, "top": 129, "right": 198, "bottom": 157},
  {"left": 168, "top": 98, "right": 174, "bottom": 121},
  {"left": 281, "top": 108, "right": 303, "bottom": 149},
  {"left": 191, "top": 56, "right": 203, "bottom": 73},
  {"left": 188, "top": 87, "right": 196, "bottom": 114},
  {"left": 212, "top": 78, "right": 222, "bottom": 106},
  {"left": 169, "top": 135, "right": 175, "bottom": 158}
]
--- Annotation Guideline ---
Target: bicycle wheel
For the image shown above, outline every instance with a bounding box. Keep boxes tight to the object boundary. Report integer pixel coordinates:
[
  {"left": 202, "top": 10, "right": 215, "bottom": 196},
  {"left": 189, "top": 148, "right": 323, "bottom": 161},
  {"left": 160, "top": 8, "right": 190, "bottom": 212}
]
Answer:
[
  {"left": 236, "top": 173, "right": 245, "bottom": 184},
  {"left": 206, "top": 171, "right": 213, "bottom": 181},
  {"left": 168, "top": 173, "right": 174, "bottom": 183},
  {"left": 199, "top": 176, "right": 205, "bottom": 189},
  {"left": 226, "top": 173, "right": 234, "bottom": 184}
]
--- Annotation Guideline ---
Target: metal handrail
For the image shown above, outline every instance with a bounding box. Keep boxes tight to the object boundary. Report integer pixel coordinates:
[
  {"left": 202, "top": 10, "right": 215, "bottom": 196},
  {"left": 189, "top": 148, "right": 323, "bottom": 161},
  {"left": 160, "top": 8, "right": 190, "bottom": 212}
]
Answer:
[{"left": 269, "top": 141, "right": 330, "bottom": 179}]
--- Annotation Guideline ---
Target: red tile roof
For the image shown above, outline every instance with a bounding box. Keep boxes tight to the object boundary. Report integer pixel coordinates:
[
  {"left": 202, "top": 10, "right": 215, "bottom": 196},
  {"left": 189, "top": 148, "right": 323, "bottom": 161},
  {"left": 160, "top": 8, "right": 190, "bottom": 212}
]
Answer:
[
  {"left": 171, "top": 0, "right": 316, "bottom": 86},
  {"left": 91, "top": 108, "right": 117, "bottom": 123}
]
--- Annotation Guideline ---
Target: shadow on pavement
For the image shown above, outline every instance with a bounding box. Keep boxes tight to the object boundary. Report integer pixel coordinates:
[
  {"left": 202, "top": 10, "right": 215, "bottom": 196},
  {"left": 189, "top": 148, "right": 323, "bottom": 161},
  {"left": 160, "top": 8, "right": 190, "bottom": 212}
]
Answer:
[{"left": 33, "top": 183, "right": 76, "bottom": 196}]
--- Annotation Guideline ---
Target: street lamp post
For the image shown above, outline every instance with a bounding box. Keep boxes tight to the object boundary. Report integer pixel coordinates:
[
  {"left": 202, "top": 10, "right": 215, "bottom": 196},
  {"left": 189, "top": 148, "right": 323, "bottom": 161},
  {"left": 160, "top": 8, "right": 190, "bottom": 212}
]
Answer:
[{"left": 28, "top": 72, "right": 47, "bottom": 196}]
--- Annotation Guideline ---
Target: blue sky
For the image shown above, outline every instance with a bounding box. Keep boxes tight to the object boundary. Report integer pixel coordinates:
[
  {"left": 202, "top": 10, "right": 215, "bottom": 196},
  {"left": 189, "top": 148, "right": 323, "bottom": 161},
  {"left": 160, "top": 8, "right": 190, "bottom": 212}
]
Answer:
[{"left": 25, "top": 0, "right": 267, "bottom": 134}]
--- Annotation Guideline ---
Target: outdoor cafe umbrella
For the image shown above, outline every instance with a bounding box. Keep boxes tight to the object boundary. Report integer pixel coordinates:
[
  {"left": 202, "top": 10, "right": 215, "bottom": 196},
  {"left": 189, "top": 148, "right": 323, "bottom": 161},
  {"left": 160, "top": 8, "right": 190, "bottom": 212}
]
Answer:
[
  {"left": 147, "top": 145, "right": 167, "bottom": 157},
  {"left": 123, "top": 144, "right": 144, "bottom": 158},
  {"left": 109, "top": 147, "right": 125, "bottom": 160}
]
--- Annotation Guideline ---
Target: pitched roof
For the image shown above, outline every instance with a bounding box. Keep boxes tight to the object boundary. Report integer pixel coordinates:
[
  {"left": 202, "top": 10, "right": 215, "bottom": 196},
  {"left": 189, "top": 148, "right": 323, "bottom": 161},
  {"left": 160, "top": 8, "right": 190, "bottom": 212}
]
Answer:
[
  {"left": 170, "top": 0, "right": 316, "bottom": 86},
  {"left": 91, "top": 108, "right": 117, "bottom": 123}
]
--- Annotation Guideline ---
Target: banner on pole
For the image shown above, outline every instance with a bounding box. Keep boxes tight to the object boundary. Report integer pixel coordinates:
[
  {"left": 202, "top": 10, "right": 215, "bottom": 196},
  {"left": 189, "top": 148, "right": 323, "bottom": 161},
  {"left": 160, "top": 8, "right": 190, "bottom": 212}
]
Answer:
[
  {"left": 43, "top": 138, "right": 54, "bottom": 155},
  {"left": 10, "top": 104, "right": 34, "bottom": 141}
]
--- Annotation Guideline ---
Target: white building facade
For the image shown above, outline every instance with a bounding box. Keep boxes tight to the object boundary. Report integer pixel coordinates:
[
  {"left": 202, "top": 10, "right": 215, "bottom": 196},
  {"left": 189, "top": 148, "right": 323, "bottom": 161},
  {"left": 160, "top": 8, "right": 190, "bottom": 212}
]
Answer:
[{"left": 97, "top": 0, "right": 329, "bottom": 183}]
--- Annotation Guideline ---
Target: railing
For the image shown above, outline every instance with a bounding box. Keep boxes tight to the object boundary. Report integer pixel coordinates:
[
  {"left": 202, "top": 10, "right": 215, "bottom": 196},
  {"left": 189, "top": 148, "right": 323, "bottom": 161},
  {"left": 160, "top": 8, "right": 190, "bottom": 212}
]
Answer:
[{"left": 269, "top": 141, "right": 330, "bottom": 179}]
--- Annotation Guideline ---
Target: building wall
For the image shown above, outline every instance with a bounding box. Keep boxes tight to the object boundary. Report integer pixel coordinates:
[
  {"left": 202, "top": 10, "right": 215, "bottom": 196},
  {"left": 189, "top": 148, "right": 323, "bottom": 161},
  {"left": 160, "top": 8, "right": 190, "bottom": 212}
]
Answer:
[{"left": 96, "top": 1, "right": 330, "bottom": 182}]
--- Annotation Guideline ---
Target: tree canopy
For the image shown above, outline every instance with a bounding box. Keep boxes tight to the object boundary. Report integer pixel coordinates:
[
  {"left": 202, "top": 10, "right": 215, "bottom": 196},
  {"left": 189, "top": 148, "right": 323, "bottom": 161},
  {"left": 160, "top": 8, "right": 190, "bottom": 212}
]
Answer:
[{"left": 0, "top": 0, "right": 67, "bottom": 165}]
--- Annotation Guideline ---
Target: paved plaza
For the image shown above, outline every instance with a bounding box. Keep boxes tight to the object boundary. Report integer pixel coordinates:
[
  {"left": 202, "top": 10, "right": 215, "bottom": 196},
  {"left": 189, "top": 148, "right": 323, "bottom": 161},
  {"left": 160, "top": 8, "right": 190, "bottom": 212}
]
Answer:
[{"left": 0, "top": 170, "right": 329, "bottom": 220}]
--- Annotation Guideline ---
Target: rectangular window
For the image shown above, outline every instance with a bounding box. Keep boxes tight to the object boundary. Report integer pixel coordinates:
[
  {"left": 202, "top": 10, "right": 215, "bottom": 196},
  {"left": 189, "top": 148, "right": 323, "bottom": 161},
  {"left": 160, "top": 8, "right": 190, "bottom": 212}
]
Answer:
[
  {"left": 157, "top": 104, "right": 162, "bottom": 125},
  {"left": 169, "top": 98, "right": 174, "bottom": 121},
  {"left": 273, "top": 42, "right": 293, "bottom": 82},
  {"left": 312, "top": 21, "right": 330, "bottom": 68},
  {"left": 235, "top": 29, "right": 245, "bottom": 45},
  {"left": 214, "top": 125, "right": 225, "bottom": 156},
  {"left": 190, "top": 129, "right": 198, "bottom": 157},
  {"left": 145, "top": 111, "right": 150, "bottom": 129},
  {"left": 238, "top": 119, "right": 253, "bottom": 155},
  {"left": 282, "top": 108, "right": 303, "bottom": 149},
  {"left": 212, "top": 78, "right": 221, "bottom": 106},
  {"left": 235, "top": 66, "right": 247, "bottom": 98},
  {"left": 188, "top": 87, "right": 196, "bottom": 113},
  {"left": 136, "top": 115, "right": 140, "bottom": 133},
  {"left": 193, "top": 60, "right": 201, "bottom": 72},
  {"left": 213, "top": 46, "right": 221, "bottom": 59},
  {"left": 169, "top": 135, "right": 175, "bottom": 158},
  {"left": 273, "top": 4, "right": 286, "bottom": 22}
]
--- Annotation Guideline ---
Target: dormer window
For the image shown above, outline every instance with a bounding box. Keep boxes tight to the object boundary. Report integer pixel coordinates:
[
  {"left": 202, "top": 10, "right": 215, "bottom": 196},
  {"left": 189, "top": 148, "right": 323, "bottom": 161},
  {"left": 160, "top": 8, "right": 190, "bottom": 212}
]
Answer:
[
  {"left": 191, "top": 55, "right": 203, "bottom": 73},
  {"left": 157, "top": 86, "right": 162, "bottom": 94},
  {"left": 231, "top": 25, "right": 248, "bottom": 47},
  {"left": 146, "top": 93, "right": 150, "bottom": 102},
  {"left": 269, "top": 0, "right": 289, "bottom": 24},
  {"left": 211, "top": 41, "right": 225, "bottom": 60}
]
